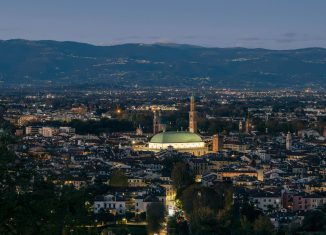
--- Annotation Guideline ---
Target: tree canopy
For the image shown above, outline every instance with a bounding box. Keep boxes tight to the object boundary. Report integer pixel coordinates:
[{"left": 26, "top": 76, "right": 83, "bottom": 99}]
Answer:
[
  {"left": 146, "top": 202, "right": 165, "bottom": 234},
  {"left": 171, "top": 162, "right": 194, "bottom": 195},
  {"left": 109, "top": 169, "right": 128, "bottom": 188}
]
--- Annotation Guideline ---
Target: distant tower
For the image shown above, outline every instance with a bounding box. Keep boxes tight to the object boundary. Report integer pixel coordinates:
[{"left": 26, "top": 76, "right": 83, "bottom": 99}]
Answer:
[
  {"left": 189, "top": 95, "right": 197, "bottom": 133},
  {"left": 153, "top": 110, "right": 161, "bottom": 134},
  {"left": 212, "top": 134, "right": 223, "bottom": 153},
  {"left": 286, "top": 132, "right": 292, "bottom": 150},
  {"left": 245, "top": 112, "right": 252, "bottom": 134},
  {"left": 136, "top": 125, "right": 143, "bottom": 136},
  {"left": 239, "top": 120, "right": 243, "bottom": 132}
]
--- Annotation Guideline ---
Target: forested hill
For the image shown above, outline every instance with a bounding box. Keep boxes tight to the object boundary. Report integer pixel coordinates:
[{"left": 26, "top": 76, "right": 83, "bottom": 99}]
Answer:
[{"left": 0, "top": 39, "right": 326, "bottom": 88}]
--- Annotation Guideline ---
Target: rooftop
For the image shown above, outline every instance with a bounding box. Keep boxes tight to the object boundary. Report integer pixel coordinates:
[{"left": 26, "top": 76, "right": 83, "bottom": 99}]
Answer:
[{"left": 150, "top": 131, "right": 203, "bottom": 143}]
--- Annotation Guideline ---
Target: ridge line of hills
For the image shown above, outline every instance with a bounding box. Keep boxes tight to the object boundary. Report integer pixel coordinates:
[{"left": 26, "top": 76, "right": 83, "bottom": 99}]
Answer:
[{"left": 1, "top": 39, "right": 326, "bottom": 88}]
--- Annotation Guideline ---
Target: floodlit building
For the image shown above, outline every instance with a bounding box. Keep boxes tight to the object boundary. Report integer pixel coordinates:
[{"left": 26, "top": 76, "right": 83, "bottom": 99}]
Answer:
[
  {"left": 94, "top": 194, "right": 127, "bottom": 214},
  {"left": 212, "top": 134, "right": 223, "bottom": 153},
  {"left": 135, "top": 95, "right": 208, "bottom": 156},
  {"left": 148, "top": 131, "right": 208, "bottom": 156}
]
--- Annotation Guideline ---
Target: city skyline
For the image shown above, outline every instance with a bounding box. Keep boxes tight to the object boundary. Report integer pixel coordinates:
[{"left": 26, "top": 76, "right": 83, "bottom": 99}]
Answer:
[{"left": 2, "top": 1, "right": 326, "bottom": 234}]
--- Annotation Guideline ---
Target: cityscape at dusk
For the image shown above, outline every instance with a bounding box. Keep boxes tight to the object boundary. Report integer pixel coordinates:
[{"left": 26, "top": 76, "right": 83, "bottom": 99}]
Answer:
[{"left": 1, "top": 1, "right": 326, "bottom": 235}]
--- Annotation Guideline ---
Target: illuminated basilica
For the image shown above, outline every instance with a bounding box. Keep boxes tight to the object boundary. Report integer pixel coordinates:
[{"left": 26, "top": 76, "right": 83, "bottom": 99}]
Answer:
[{"left": 143, "top": 95, "right": 209, "bottom": 156}]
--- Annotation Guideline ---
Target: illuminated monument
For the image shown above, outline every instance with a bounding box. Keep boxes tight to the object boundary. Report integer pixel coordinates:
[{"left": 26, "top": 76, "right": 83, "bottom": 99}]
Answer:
[
  {"left": 189, "top": 95, "right": 197, "bottom": 133},
  {"left": 140, "top": 95, "right": 208, "bottom": 156}
]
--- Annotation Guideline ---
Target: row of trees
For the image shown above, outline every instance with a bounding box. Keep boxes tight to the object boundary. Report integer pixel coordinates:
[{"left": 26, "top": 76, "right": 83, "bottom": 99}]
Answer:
[
  {"left": 108, "top": 168, "right": 166, "bottom": 234},
  {"left": 169, "top": 161, "right": 326, "bottom": 235},
  {"left": 169, "top": 162, "right": 275, "bottom": 235},
  {"left": 29, "top": 106, "right": 317, "bottom": 136},
  {"left": 33, "top": 118, "right": 135, "bottom": 134},
  {"left": 0, "top": 119, "right": 100, "bottom": 234},
  {"left": 0, "top": 154, "right": 98, "bottom": 234}
]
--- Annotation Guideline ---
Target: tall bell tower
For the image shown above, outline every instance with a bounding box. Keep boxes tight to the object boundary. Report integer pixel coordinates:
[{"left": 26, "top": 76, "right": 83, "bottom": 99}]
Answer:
[
  {"left": 189, "top": 95, "right": 197, "bottom": 133},
  {"left": 245, "top": 112, "right": 252, "bottom": 134},
  {"left": 153, "top": 110, "right": 161, "bottom": 134},
  {"left": 286, "top": 132, "right": 292, "bottom": 150}
]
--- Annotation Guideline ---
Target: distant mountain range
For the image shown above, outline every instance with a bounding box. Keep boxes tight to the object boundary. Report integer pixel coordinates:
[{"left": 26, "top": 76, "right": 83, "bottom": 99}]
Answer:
[{"left": 0, "top": 39, "right": 326, "bottom": 88}]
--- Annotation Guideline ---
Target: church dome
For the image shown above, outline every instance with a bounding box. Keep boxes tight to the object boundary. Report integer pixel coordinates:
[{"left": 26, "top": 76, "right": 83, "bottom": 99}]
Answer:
[{"left": 150, "top": 131, "right": 202, "bottom": 143}]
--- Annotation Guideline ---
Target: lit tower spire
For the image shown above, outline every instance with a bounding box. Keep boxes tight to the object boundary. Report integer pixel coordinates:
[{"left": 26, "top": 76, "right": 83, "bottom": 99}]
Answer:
[
  {"left": 189, "top": 94, "right": 197, "bottom": 133},
  {"left": 286, "top": 132, "right": 292, "bottom": 150},
  {"left": 153, "top": 110, "right": 160, "bottom": 134},
  {"left": 245, "top": 111, "right": 252, "bottom": 134}
]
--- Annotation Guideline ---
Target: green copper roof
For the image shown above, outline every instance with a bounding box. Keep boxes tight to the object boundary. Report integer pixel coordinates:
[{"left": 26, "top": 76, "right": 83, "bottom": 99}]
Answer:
[{"left": 150, "top": 131, "right": 202, "bottom": 143}]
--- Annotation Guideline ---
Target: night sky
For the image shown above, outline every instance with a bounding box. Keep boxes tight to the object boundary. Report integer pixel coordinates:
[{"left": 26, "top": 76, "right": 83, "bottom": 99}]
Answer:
[{"left": 1, "top": 0, "right": 325, "bottom": 49}]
